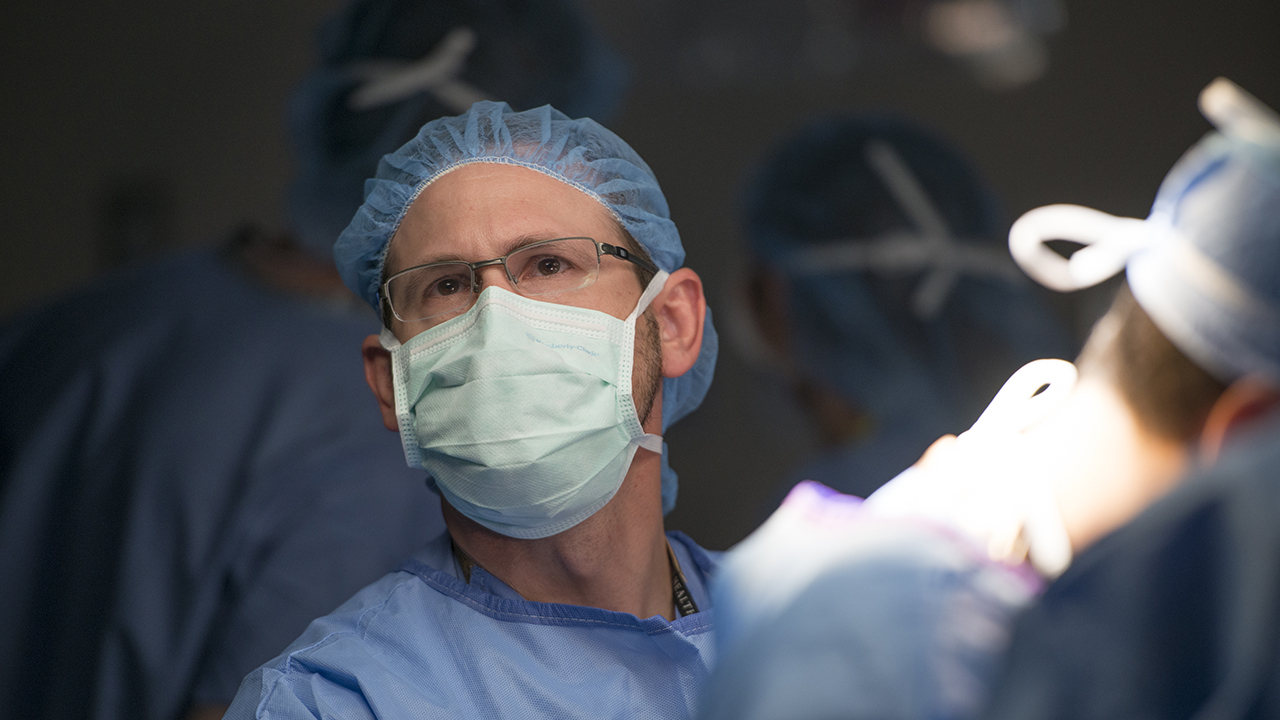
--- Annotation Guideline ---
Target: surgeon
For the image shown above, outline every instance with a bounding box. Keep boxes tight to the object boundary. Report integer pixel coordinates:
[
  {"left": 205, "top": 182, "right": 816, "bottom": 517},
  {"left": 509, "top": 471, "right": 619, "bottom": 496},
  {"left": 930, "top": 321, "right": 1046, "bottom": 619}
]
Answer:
[
  {"left": 0, "top": 2, "right": 626, "bottom": 720},
  {"left": 736, "top": 115, "right": 1074, "bottom": 502},
  {"left": 981, "top": 78, "right": 1280, "bottom": 720},
  {"left": 224, "top": 101, "right": 720, "bottom": 719},
  {"left": 698, "top": 77, "right": 1280, "bottom": 720}
]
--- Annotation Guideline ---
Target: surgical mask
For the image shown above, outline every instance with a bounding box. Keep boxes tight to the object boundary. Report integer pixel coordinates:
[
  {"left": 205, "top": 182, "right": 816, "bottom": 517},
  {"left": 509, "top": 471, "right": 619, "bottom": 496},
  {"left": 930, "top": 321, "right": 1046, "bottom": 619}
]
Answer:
[{"left": 381, "top": 271, "right": 669, "bottom": 539}]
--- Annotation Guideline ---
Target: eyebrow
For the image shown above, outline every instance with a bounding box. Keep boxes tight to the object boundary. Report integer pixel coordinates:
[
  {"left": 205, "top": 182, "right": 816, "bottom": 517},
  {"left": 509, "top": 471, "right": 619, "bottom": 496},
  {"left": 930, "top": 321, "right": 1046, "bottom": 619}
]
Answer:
[{"left": 401, "top": 232, "right": 574, "bottom": 268}]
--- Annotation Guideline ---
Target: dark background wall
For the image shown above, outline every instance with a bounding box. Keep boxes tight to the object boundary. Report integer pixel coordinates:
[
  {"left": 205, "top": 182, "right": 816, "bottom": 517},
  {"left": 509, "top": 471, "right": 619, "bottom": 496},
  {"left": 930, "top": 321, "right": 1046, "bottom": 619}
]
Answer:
[{"left": 2, "top": 0, "right": 1276, "bottom": 549}]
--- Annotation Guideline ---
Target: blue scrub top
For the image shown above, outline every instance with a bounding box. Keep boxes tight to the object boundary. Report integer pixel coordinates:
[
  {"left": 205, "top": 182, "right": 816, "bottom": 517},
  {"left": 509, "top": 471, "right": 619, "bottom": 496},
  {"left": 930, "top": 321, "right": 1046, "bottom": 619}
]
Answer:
[
  {"left": 226, "top": 530, "right": 718, "bottom": 719},
  {"left": 0, "top": 248, "right": 445, "bottom": 720}
]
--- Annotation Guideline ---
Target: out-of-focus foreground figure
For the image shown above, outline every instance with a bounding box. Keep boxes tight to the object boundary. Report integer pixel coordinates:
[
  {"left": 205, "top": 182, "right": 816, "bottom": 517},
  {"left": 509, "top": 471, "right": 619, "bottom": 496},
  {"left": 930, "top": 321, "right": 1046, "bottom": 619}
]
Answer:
[
  {"left": 982, "top": 415, "right": 1280, "bottom": 720},
  {"left": 734, "top": 115, "right": 1073, "bottom": 501},
  {"left": 699, "top": 77, "right": 1280, "bottom": 720},
  {"left": 0, "top": 2, "right": 625, "bottom": 719},
  {"left": 981, "top": 77, "right": 1280, "bottom": 720}
]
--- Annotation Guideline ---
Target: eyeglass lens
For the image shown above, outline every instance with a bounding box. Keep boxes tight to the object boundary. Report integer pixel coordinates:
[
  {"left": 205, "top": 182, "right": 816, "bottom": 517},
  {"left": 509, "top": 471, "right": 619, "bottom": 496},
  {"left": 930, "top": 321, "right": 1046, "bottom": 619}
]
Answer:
[{"left": 386, "top": 237, "right": 602, "bottom": 323}]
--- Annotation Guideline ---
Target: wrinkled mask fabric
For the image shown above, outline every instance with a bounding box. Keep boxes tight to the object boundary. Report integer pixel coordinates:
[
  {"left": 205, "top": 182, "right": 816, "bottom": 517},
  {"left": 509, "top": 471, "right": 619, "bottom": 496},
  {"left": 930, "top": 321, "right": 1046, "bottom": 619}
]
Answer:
[{"left": 381, "top": 271, "right": 669, "bottom": 538}]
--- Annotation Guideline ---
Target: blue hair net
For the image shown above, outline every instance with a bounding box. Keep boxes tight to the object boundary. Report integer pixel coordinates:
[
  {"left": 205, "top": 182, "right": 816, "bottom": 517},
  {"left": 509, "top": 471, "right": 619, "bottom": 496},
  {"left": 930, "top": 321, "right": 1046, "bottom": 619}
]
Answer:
[
  {"left": 744, "top": 115, "right": 1074, "bottom": 428},
  {"left": 287, "top": 0, "right": 629, "bottom": 259},
  {"left": 1010, "top": 78, "right": 1280, "bottom": 385},
  {"left": 335, "top": 100, "right": 718, "bottom": 513}
]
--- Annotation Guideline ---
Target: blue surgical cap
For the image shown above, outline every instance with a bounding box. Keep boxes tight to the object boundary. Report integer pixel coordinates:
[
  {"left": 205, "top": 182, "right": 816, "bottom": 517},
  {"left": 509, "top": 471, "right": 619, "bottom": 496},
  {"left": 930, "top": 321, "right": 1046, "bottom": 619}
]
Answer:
[
  {"left": 335, "top": 100, "right": 718, "bottom": 513},
  {"left": 744, "top": 115, "right": 1074, "bottom": 427},
  {"left": 287, "top": 0, "right": 629, "bottom": 259},
  {"left": 1010, "top": 78, "right": 1280, "bottom": 385}
]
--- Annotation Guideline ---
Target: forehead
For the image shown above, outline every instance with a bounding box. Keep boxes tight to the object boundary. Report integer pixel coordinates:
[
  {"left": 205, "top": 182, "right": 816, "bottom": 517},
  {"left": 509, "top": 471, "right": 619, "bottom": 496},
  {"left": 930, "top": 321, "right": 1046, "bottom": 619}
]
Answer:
[{"left": 386, "top": 162, "right": 619, "bottom": 273}]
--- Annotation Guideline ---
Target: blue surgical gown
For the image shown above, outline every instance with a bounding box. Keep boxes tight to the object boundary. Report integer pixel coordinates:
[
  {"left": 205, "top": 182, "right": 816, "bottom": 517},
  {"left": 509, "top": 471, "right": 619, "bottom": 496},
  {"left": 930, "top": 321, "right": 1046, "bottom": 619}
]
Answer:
[
  {"left": 225, "top": 530, "right": 718, "bottom": 719},
  {"left": 0, "top": 248, "right": 445, "bottom": 720}
]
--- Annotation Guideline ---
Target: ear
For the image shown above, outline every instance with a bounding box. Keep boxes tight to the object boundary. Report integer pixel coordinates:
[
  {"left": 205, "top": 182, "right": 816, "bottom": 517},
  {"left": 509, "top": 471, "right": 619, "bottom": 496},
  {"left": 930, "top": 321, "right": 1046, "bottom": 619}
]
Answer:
[
  {"left": 362, "top": 334, "right": 400, "bottom": 432},
  {"left": 652, "top": 267, "right": 706, "bottom": 379},
  {"left": 1199, "top": 376, "right": 1280, "bottom": 463}
]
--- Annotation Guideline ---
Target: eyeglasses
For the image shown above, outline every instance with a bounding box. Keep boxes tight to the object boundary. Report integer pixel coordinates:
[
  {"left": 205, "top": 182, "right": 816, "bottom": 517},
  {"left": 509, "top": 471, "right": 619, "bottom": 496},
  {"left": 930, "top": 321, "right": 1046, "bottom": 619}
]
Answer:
[{"left": 381, "top": 236, "right": 659, "bottom": 325}]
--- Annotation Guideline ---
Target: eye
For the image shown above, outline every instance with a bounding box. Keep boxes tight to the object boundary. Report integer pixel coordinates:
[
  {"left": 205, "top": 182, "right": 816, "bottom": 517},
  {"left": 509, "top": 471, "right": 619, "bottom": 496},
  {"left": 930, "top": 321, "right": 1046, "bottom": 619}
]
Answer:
[
  {"left": 413, "top": 267, "right": 471, "bottom": 299},
  {"left": 506, "top": 239, "right": 596, "bottom": 293},
  {"left": 534, "top": 256, "right": 565, "bottom": 276},
  {"left": 431, "top": 276, "right": 466, "bottom": 296},
  {"left": 516, "top": 252, "right": 576, "bottom": 282}
]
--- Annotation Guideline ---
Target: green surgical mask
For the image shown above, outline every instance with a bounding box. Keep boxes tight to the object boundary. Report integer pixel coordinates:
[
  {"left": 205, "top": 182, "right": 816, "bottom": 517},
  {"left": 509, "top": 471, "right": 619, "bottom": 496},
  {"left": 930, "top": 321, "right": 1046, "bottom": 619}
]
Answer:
[{"left": 382, "top": 271, "right": 669, "bottom": 538}]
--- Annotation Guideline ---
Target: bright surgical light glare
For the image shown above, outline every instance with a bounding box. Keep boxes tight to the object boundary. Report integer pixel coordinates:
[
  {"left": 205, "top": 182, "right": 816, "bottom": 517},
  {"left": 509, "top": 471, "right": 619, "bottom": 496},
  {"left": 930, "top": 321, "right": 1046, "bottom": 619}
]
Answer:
[{"left": 923, "top": 0, "right": 1059, "bottom": 89}]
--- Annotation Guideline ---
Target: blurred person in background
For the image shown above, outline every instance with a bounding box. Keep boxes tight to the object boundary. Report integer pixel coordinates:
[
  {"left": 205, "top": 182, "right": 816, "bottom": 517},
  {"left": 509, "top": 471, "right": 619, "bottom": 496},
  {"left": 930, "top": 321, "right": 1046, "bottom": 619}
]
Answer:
[
  {"left": 0, "top": 1, "right": 626, "bottom": 719},
  {"left": 733, "top": 115, "right": 1074, "bottom": 503},
  {"left": 699, "top": 78, "right": 1280, "bottom": 720},
  {"left": 225, "top": 100, "right": 720, "bottom": 720}
]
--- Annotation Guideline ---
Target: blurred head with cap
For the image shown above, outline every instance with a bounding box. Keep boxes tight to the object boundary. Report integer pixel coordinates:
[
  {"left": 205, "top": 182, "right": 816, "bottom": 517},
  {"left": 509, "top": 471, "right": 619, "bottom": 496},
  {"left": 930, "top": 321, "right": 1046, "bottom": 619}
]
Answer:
[
  {"left": 736, "top": 114, "right": 1074, "bottom": 499},
  {"left": 287, "top": 0, "right": 628, "bottom": 260},
  {"left": 1004, "top": 78, "right": 1280, "bottom": 551}
]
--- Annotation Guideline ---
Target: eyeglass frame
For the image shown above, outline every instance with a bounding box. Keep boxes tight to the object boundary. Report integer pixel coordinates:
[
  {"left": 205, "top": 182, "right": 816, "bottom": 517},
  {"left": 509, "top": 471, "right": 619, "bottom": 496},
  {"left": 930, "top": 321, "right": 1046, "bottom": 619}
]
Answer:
[{"left": 378, "top": 236, "right": 661, "bottom": 325}]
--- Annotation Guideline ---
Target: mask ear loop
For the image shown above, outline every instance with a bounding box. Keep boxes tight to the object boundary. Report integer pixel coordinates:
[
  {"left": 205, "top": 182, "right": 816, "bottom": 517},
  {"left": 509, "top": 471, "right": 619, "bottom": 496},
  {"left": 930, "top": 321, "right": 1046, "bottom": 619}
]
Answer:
[
  {"left": 376, "top": 324, "right": 425, "bottom": 469},
  {"left": 626, "top": 270, "right": 670, "bottom": 455},
  {"left": 627, "top": 270, "right": 670, "bottom": 322},
  {"left": 1008, "top": 204, "right": 1151, "bottom": 292},
  {"left": 379, "top": 325, "right": 403, "bottom": 351}
]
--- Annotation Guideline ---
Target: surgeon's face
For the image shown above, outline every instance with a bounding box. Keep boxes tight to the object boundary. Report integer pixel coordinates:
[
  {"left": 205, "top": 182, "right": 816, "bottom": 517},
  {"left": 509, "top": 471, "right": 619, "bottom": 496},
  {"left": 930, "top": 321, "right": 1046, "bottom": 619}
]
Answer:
[
  {"left": 382, "top": 162, "right": 663, "bottom": 422},
  {"left": 385, "top": 162, "right": 647, "bottom": 336}
]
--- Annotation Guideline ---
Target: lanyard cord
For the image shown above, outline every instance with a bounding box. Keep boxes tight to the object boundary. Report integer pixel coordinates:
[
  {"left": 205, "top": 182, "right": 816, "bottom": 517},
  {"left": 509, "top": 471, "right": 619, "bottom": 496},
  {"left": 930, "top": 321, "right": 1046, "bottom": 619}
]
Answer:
[{"left": 668, "top": 540, "right": 700, "bottom": 617}]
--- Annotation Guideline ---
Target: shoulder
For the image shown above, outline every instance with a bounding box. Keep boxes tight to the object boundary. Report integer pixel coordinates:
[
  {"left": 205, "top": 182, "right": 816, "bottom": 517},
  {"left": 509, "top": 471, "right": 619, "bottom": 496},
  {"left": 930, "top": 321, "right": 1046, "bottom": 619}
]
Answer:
[{"left": 225, "top": 569, "right": 440, "bottom": 719}]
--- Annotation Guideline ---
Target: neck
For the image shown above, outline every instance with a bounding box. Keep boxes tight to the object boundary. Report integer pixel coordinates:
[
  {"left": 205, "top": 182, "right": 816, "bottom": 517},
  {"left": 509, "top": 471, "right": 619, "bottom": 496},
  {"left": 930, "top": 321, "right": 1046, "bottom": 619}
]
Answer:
[
  {"left": 1024, "top": 373, "right": 1190, "bottom": 551},
  {"left": 443, "top": 445, "right": 675, "bottom": 620}
]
